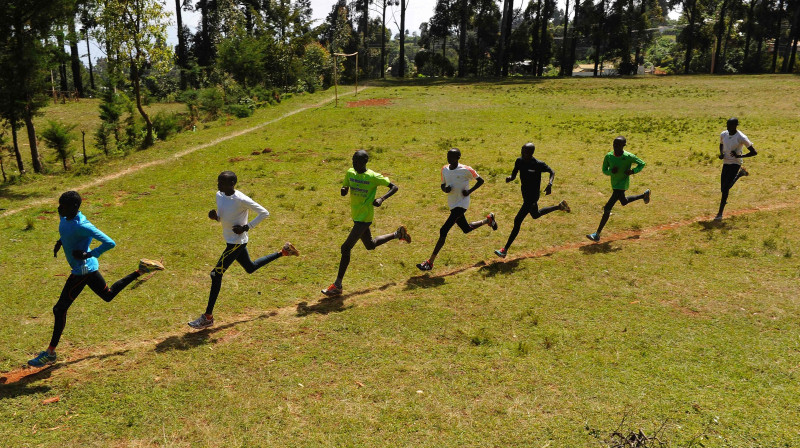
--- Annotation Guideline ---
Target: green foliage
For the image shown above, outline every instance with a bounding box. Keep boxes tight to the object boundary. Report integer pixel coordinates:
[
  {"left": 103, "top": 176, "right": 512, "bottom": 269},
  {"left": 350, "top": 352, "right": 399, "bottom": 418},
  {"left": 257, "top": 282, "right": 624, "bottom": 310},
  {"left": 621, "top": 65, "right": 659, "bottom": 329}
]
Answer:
[
  {"left": 41, "top": 120, "right": 77, "bottom": 171},
  {"left": 198, "top": 87, "right": 225, "bottom": 119},
  {"left": 225, "top": 103, "right": 254, "bottom": 119},
  {"left": 300, "top": 42, "right": 331, "bottom": 93},
  {"left": 151, "top": 111, "right": 180, "bottom": 140}
]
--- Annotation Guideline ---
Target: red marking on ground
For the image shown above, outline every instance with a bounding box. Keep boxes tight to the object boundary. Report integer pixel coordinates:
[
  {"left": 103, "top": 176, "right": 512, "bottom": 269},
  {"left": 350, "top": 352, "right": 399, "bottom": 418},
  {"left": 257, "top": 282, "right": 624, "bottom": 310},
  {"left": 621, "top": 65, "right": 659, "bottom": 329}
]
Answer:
[
  {"left": 346, "top": 98, "right": 392, "bottom": 108},
  {"left": 0, "top": 365, "right": 52, "bottom": 385}
]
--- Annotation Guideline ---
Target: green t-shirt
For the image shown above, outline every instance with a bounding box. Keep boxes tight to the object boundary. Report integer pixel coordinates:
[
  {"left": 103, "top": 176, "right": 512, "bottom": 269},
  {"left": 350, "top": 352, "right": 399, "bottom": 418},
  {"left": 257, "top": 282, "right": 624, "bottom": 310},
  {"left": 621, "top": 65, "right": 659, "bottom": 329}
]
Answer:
[
  {"left": 343, "top": 168, "right": 391, "bottom": 222},
  {"left": 602, "top": 150, "right": 645, "bottom": 191}
]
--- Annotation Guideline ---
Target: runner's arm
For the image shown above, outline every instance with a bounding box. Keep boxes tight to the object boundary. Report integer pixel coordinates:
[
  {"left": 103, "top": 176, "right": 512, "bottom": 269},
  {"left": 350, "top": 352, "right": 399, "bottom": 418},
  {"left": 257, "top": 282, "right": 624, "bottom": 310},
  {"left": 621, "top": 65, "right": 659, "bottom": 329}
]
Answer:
[
  {"left": 53, "top": 240, "right": 62, "bottom": 257},
  {"left": 465, "top": 177, "right": 484, "bottom": 196},
  {"left": 602, "top": 156, "right": 612, "bottom": 176},
  {"left": 374, "top": 183, "right": 398, "bottom": 206},
  {"left": 84, "top": 223, "right": 116, "bottom": 259},
  {"left": 740, "top": 145, "right": 757, "bottom": 158}
]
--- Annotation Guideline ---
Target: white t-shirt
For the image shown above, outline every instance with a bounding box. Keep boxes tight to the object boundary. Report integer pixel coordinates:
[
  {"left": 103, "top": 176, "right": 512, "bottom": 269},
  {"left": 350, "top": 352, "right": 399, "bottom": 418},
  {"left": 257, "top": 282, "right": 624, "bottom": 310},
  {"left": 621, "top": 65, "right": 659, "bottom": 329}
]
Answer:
[
  {"left": 720, "top": 130, "right": 753, "bottom": 165},
  {"left": 441, "top": 164, "right": 479, "bottom": 210},
  {"left": 216, "top": 190, "right": 270, "bottom": 244}
]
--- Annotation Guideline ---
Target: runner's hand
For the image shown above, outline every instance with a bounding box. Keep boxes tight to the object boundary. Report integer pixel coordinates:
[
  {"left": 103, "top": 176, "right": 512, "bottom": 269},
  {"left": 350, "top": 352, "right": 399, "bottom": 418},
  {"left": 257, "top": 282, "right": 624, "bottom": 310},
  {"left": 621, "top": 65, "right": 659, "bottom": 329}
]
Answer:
[
  {"left": 232, "top": 224, "right": 249, "bottom": 234},
  {"left": 444, "top": 185, "right": 452, "bottom": 193},
  {"left": 462, "top": 189, "right": 470, "bottom": 196},
  {"left": 611, "top": 167, "right": 618, "bottom": 174},
  {"left": 53, "top": 240, "right": 62, "bottom": 258},
  {"left": 625, "top": 169, "right": 634, "bottom": 175},
  {"left": 718, "top": 153, "right": 724, "bottom": 159},
  {"left": 373, "top": 197, "right": 384, "bottom": 207},
  {"left": 208, "top": 209, "right": 218, "bottom": 221},
  {"left": 505, "top": 176, "right": 514, "bottom": 183},
  {"left": 72, "top": 250, "right": 92, "bottom": 260},
  {"left": 544, "top": 184, "right": 552, "bottom": 195}
]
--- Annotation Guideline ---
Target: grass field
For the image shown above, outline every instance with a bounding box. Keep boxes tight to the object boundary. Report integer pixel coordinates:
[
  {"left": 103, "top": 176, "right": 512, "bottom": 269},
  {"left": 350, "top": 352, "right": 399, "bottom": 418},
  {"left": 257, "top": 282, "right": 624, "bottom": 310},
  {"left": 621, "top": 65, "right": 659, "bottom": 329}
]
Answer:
[{"left": 1, "top": 75, "right": 799, "bottom": 447}]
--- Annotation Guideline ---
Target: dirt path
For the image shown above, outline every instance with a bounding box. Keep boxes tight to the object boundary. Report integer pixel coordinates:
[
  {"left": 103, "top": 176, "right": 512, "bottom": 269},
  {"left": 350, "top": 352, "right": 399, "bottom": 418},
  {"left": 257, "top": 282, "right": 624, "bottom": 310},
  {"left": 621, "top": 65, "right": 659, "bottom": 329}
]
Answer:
[
  {"left": 0, "top": 87, "right": 368, "bottom": 220},
  {"left": 2, "top": 201, "right": 794, "bottom": 386}
]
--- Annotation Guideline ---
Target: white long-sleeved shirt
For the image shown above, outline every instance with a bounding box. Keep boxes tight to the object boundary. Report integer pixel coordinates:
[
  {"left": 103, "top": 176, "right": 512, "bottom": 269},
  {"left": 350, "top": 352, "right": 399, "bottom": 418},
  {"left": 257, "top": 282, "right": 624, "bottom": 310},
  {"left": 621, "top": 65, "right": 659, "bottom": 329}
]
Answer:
[{"left": 216, "top": 190, "right": 269, "bottom": 244}]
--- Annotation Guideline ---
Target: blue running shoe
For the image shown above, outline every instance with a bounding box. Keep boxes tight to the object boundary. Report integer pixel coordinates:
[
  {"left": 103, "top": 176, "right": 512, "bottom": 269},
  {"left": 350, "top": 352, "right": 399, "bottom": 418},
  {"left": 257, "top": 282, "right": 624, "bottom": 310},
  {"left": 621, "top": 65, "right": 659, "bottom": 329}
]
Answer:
[
  {"left": 28, "top": 351, "right": 56, "bottom": 367},
  {"left": 586, "top": 233, "right": 600, "bottom": 242}
]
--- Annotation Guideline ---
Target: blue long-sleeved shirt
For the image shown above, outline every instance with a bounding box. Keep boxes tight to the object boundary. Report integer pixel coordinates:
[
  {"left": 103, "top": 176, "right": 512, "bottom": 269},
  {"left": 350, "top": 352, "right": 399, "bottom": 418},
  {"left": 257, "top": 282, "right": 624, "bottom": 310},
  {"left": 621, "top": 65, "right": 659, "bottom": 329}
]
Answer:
[{"left": 59, "top": 212, "right": 116, "bottom": 275}]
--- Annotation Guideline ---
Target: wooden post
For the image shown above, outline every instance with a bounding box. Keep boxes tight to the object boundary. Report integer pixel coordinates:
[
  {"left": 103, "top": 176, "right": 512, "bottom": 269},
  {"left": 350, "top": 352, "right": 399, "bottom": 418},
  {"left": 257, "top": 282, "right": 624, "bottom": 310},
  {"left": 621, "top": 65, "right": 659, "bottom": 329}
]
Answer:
[
  {"left": 355, "top": 53, "right": 359, "bottom": 96},
  {"left": 81, "top": 130, "right": 87, "bottom": 164},
  {"left": 333, "top": 54, "right": 339, "bottom": 107},
  {"left": 50, "top": 70, "right": 57, "bottom": 104}
]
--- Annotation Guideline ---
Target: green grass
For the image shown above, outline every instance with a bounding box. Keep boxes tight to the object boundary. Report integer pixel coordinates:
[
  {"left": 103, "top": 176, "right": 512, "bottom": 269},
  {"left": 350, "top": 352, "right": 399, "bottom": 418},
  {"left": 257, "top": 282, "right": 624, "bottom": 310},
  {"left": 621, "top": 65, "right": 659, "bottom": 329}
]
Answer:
[{"left": 1, "top": 75, "right": 799, "bottom": 446}]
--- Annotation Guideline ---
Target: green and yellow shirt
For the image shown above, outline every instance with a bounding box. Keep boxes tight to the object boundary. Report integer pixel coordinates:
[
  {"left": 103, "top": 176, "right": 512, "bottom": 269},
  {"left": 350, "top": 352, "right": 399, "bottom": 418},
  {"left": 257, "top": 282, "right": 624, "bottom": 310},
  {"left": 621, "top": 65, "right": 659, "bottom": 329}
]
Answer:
[{"left": 343, "top": 168, "right": 391, "bottom": 222}]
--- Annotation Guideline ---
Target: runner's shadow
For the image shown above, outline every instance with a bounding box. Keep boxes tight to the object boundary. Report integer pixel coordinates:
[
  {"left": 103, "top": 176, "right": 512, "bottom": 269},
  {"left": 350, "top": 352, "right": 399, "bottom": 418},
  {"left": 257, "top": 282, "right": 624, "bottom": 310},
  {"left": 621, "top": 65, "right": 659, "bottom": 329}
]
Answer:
[
  {"left": 479, "top": 259, "right": 522, "bottom": 277},
  {"left": 0, "top": 384, "right": 51, "bottom": 400},
  {"left": 154, "top": 311, "right": 278, "bottom": 353},
  {"left": 0, "top": 349, "right": 129, "bottom": 390},
  {"left": 579, "top": 242, "right": 621, "bottom": 255},
  {"left": 296, "top": 297, "right": 352, "bottom": 316},
  {"left": 697, "top": 220, "right": 729, "bottom": 231},
  {"left": 404, "top": 275, "right": 446, "bottom": 290}
]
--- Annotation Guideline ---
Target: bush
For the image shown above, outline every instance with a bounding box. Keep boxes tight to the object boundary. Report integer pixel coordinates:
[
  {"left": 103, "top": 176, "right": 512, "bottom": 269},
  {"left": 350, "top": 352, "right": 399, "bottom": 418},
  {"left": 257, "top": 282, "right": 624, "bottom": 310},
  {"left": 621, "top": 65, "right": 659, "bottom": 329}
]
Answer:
[
  {"left": 225, "top": 103, "right": 254, "bottom": 118},
  {"left": 198, "top": 87, "right": 225, "bottom": 119},
  {"left": 41, "top": 120, "right": 77, "bottom": 171},
  {"left": 152, "top": 112, "right": 181, "bottom": 140},
  {"left": 301, "top": 42, "right": 331, "bottom": 93}
]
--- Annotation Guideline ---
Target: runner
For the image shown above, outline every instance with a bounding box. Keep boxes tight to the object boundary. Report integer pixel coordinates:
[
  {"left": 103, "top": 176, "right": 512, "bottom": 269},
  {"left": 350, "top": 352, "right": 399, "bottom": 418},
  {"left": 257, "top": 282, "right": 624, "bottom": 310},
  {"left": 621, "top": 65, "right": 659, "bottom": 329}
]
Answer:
[
  {"left": 28, "top": 191, "right": 165, "bottom": 367},
  {"left": 715, "top": 117, "right": 757, "bottom": 221},
  {"left": 495, "top": 143, "right": 570, "bottom": 258},
  {"left": 586, "top": 137, "right": 650, "bottom": 242},
  {"left": 188, "top": 171, "right": 298, "bottom": 329},
  {"left": 321, "top": 150, "right": 411, "bottom": 297},
  {"left": 417, "top": 148, "right": 497, "bottom": 271}
]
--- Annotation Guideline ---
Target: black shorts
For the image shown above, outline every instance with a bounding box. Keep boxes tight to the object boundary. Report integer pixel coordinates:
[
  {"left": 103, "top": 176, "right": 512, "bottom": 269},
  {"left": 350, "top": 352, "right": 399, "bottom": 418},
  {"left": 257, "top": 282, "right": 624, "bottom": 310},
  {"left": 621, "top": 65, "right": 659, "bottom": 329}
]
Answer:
[{"left": 721, "top": 164, "right": 740, "bottom": 191}]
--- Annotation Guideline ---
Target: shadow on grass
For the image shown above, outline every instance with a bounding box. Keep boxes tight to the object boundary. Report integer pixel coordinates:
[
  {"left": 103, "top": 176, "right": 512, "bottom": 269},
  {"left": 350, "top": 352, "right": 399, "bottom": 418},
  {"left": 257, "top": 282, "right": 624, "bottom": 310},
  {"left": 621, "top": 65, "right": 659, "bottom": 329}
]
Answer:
[
  {"left": 154, "top": 311, "right": 278, "bottom": 353},
  {"left": 579, "top": 241, "right": 622, "bottom": 254},
  {"left": 296, "top": 296, "right": 353, "bottom": 316},
  {"left": 0, "top": 349, "right": 129, "bottom": 392},
  {"left": 697, "top": 219, "right": 729, "bottom": 231},
  {"left": 404, "top": 275, "right": 446, "bottom": 290},
  {"left": 479, "top": 258, "right": 523, "bottom": 277}
]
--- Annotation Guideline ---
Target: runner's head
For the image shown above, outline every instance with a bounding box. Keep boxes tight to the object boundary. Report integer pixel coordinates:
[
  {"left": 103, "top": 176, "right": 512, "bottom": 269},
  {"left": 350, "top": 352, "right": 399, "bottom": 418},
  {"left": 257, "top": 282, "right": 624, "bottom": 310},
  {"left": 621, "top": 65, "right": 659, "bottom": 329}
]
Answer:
[
  {"left": 447, "top": 148, "right": 461, "bottom": 165},
  {"left": 727, "top": 117, "right": 738, "bottom": 134},
  {"left": 58, "top": 191, "right": 81, "bottom": 219},
  {"left": 217, "top": 171, "right": 237, "bottom": 195},
  {"left": 613, "top": 136, "right": 626, "bottom": 155},
  {"left": 521, "top": 143, "right": 535, "bottom": 159},
  {"left": 352, "top": 150, "right": 369, "bottom": 173}
]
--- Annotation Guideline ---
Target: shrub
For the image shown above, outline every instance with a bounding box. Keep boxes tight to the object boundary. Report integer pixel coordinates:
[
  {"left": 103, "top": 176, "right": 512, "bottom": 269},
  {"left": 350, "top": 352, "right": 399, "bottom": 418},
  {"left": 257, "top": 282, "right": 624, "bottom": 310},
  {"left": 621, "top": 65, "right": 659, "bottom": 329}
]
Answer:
[
  {"left": 41, "top": 120, "right": 77, "bottom": 171},
  {"left": 198, "top": 87, "right": 225, "bottom": 119},
  {"left": 152, "top": 112, "right": 180, "bottom": 141},
  {"left": 225, "top": 103, "right": 254, "bottom": 118}
]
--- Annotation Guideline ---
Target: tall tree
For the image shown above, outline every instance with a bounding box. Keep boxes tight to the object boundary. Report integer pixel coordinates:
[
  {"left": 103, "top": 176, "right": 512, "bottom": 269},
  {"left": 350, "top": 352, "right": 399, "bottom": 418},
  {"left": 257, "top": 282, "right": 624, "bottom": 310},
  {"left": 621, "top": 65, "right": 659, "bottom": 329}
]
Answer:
[
  {"left": 398, "top": 0, "right": 407, "bottom": 77},
  {"left": 0, "top": 0, "right": 73, "bottom": 173},
  {"left": 68, "top": 12, "right": 85, "bottom": 97},
  {"left": 771, "top": 0, "right": 785, "bottom": 72},
  {"left": 458, "top": 0, "right": 468, "bottom": 75},
  {"left": 101, "top": 0, "right": 173, "bottom": 147}
]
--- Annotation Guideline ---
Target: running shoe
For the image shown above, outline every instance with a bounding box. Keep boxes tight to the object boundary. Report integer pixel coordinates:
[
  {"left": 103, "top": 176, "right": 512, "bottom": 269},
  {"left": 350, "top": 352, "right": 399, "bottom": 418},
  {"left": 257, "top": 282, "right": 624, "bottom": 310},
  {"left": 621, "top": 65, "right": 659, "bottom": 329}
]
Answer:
[
  {"left": 559, "top": 200, "right": 571, "bottom": 213},
  {"left": 416, "top": 260, "right": 433, "bottom": 271},
  {"left": 713, "top": 214, "right": 723, "bottom": 221},
  {"left": 494, "top": 248, "right": 507, "bottom": 258},
  {"left": 486, "top": 213, "right": 498, "bottom": 230},
  {"left": 282, "top": 242, "right": 300, "bottom": 256},
  {"left": 396, "top": 225, "right": 412, "bottom": 243},
  {"left": 188, "top": 314, "right": 214, "bottom": 329},
  {"left": 586, "top": 233, "right": 601, "bottom": 242},
  {"left": 738, "top": 166, "right": 749, "bottom": 177},
  {"left": 138, "top": 259, "right": 165, "bottom": 274},
  {"left": 643, "top": 189, "right": 651, "bottom": 204},
  {"left": 321, "top": 283, "right": 343, "bottom": 297},
  {"left": 28, "top": 351, "right": 56, "bottom": 367}
]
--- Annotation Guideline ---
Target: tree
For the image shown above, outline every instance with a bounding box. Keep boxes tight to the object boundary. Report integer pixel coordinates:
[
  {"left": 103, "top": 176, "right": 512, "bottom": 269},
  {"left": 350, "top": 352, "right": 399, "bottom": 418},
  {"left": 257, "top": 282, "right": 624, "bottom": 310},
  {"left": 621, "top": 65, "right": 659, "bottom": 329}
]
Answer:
[
  {"left": 100, "top": 0, "right": 173, "bottom": 148},
  {"left": 41, "top": 120, "right": 77, "bottom": 171},
  {"left": 0, "top": 0, "right": 74, "bottom": 173}
]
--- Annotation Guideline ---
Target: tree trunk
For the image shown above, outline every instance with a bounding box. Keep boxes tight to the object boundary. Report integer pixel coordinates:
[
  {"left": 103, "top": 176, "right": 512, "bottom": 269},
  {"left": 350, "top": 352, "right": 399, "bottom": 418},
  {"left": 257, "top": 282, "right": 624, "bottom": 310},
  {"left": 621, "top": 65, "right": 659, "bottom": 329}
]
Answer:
[
  {"left": 381, "top": 0, "right": 387, "bottom": 78},
  {"left": 57, "top": 33, "right": 69, "bottom": 92},
  {"left": 722, "top": 6, "right": 735, "bottom": 65},
  {"left": 568, "top": 1, "right": 579, "bottom": 76},
  {"left": 85, "top": 29, "right": 95, "bottom": 90},
  {"left": 81, "top": 130, "right": 87, "bottom": 164},
  {"left": 781, "top": 2, "right": 800, "bottom": 72},
  {"left": 399, "top": 0, "right": 406, "bottom": 77},
  {"left": 743, "top": 0, "right": 757, "bottom": 71},
  {"left": 789, "top": 34, "right": 798, "bottom": 72},
  {"left": 131, "top": 61, "right": 154, "bottom": 147},
  {"left": 560, "top": 0, "right": 570, "bottom": 76},
  {"left": 23, "top": 105, "right": 42, "bottom": 173},
  {"left": 442, "top": 35, "right": 447, "bottom": 75},
  {"left": 176, "top": 0, "right": 187, "bottom": 89},
  {"left": 684, "top": 0, "right": 697, "bottom": 74},
  {"left": 539, "top": 0, "right": 551, "bottom": 76},
  {"left": 11, "top": 124, "right": 24, "bottom": 174},
  {"left": 713, "top": 0, "right": 729, "bottom": 74},
  {"left": 458, "top": 0, "right": 468, "bottom": 76},
  {"left": 68, "top": 15, "right": 83, "bottom": 97},
  {"left": 771, "top": 0, "right": 784, "bottom": 73},
  {"left": 531, "top": 0, "right": 542, "bottom": 75}
]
